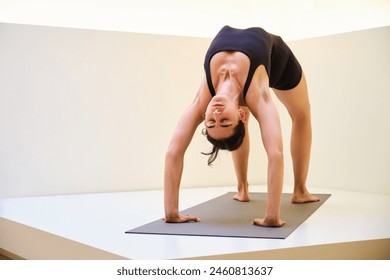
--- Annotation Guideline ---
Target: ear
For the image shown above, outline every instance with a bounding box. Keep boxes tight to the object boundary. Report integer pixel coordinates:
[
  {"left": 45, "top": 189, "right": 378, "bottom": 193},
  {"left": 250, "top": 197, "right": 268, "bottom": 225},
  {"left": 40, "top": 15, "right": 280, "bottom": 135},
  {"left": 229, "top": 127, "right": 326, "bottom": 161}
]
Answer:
[{"left": 238, "top": 108, "right": 247, "bottom": 124}]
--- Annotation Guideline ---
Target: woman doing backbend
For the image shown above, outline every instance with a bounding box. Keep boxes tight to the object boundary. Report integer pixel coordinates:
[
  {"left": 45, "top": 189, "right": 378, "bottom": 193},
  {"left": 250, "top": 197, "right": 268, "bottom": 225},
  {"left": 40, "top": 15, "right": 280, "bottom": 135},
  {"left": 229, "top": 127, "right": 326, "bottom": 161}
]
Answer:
[{"left": 164, "top": 26, "right": 319, "bottom": 227}]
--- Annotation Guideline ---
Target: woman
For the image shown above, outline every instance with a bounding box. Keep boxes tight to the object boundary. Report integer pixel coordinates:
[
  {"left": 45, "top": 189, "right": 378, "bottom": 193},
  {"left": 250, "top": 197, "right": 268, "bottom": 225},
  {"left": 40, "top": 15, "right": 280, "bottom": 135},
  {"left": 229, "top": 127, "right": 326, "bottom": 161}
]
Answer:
[{"left": 164, "top": 26, "right": 319, "bottom": 227}]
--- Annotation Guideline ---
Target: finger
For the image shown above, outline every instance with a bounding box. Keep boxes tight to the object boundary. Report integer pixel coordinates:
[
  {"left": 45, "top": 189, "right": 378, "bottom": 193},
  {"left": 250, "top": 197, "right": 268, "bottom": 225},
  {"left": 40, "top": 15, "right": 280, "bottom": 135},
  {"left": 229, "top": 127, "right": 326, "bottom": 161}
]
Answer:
[
  {"left": 183, "top": 215, "right": 201, "bottom": 223},
  {"left": 253, "top": 218, "right": 264, "bottom": 226},
  {"left": 253, "top": 218, "right": 285, "bottom": 227}
]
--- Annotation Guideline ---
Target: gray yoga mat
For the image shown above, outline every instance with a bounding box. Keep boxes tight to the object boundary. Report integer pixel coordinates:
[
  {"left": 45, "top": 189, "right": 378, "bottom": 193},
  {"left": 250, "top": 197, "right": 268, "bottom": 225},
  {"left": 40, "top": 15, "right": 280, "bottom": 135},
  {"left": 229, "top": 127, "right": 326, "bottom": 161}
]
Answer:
[{"left": 126, "top": 192, "right": 331, "bottom": 239}]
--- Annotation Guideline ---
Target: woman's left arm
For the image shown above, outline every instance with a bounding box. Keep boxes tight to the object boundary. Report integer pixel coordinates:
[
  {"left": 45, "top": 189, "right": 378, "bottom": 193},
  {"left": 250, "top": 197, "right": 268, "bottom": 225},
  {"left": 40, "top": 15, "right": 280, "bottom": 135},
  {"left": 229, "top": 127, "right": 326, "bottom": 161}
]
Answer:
[{"left": 246, "top": 85, "right": 285, "bottom": 226}]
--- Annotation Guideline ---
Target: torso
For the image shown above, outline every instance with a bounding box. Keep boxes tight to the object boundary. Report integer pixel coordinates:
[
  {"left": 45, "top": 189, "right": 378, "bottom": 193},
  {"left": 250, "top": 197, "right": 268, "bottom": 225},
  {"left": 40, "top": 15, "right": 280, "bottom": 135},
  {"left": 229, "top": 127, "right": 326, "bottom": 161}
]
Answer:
[
  {"left": 204, "top": 26, "right": 303, "bottom": 97},
  {"left": 209, "top": 51, "right": 250, "bottom": 93},
  {"left": 209, "top": 51, "right": 269, "bottom": 106}
]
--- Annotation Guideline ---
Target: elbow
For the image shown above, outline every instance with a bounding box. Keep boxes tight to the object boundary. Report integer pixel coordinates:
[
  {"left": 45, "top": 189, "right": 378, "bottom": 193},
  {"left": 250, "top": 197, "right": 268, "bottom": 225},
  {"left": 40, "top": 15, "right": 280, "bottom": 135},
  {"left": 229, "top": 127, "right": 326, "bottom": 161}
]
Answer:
[{"left": 165, "top": 146, "right": 184, "bottom": 163}]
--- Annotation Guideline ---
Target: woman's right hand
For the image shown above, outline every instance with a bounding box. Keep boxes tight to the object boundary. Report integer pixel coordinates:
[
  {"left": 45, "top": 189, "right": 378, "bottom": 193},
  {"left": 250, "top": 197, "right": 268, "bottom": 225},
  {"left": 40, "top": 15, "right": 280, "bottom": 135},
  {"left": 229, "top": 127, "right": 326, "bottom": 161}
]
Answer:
[{"left": 163, "top": 213, "right": 201, "bottom": 223}]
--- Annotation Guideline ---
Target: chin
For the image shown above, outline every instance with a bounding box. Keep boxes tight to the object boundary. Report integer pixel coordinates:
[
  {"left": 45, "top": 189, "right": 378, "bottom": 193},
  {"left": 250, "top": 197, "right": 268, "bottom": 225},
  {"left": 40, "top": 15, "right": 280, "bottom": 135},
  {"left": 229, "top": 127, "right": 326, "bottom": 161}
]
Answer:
[{"left": 212, "top": 95, "right": 228, "bottom": 102}]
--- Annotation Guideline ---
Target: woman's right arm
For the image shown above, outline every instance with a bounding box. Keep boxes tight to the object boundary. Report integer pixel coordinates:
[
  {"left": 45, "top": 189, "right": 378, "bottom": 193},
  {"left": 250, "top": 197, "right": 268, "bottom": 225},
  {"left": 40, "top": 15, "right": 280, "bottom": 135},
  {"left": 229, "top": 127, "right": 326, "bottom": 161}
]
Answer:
[{"left": 164, "top": 80, "right": 210, "bottom": 223}]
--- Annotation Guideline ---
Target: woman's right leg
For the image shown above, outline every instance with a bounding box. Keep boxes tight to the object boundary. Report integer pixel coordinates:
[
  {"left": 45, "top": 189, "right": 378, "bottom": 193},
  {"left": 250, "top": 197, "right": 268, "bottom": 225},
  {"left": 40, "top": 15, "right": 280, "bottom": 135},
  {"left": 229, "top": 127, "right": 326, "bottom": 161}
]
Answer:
[{"left": 273, "top": 73, "right": 319, "bottom": 203}]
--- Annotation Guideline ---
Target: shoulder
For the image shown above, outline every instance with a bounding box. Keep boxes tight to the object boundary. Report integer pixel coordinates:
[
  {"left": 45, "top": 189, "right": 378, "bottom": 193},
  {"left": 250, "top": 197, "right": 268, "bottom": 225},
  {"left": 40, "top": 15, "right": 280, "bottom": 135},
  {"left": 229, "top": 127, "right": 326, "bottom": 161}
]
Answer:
[
  {"left": 187, "top": 76, "right": 212, "bottom": 122},
  {"left": 245, "top": 66, "right": 269, "bottom": 101},
  {"left": 245, "top": 67, "right": 271, "bottom": 119},
  {"left": 194, "top": 76, "right": 212, "bottom": 107}
]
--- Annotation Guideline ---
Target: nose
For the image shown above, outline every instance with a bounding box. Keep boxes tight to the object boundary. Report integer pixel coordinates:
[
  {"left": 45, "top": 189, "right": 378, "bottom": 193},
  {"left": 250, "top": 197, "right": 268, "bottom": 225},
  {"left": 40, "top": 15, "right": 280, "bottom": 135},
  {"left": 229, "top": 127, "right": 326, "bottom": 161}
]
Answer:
[{"left": 213, "top": 109, "right": 222, "bottom": 115}]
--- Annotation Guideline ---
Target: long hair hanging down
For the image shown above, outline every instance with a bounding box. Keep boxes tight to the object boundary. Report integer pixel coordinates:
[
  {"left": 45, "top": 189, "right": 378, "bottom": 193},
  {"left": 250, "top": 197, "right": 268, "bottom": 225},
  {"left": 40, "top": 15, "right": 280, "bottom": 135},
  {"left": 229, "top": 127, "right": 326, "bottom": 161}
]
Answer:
[{"left": 202, "top": 121, "right": 245, "bottom": 166}]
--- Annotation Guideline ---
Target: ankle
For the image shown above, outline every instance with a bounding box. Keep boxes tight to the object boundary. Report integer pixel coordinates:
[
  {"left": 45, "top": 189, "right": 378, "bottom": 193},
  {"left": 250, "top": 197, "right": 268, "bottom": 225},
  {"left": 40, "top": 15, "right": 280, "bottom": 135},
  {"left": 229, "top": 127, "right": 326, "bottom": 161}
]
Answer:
[
  {"left": 293, "top": 183, "right": 308, "bottom": 194},
  {"left": 237, "top": 182, "right": 249, "bottom": 192}
]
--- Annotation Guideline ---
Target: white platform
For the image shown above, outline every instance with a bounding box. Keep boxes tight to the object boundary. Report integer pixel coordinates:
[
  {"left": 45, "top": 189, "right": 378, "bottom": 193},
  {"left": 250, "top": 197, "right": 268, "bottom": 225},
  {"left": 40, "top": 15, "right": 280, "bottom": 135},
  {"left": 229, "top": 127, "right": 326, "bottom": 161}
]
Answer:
[{"left": 1, "top": 185, "right": 390, "bottom": 260}]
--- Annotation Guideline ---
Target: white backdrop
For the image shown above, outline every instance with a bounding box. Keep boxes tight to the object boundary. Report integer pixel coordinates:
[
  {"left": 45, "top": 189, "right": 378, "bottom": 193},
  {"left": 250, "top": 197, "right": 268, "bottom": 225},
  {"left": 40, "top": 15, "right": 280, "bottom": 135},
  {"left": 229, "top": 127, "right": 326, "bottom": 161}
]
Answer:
[
  {"left": 0, "top": 23, "right": 389, "bottom": 197},
  {"left": 0, "top": 0, "right": 389, "bottom": 40}
]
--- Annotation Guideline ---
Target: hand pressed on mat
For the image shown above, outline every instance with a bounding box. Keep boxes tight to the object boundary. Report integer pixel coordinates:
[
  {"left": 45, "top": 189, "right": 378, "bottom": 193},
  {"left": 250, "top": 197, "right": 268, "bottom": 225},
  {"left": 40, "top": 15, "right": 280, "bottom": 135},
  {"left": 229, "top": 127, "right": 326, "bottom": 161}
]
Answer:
[
  {"left": 163, "top": 213, "right": 200, "bottom": 223},
  {"left": 253, "top": 217, "right": 285, "bottom": 227}
]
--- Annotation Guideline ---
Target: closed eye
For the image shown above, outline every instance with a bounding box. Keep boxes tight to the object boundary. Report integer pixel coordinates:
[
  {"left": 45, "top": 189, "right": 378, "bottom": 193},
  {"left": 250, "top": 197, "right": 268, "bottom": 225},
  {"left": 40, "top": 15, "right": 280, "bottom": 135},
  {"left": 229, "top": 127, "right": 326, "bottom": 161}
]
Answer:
[
  {"left": 206, "top": 119, "right": 233, "bottom": 129},
  {"left": 220, "top": 123, "right": 233, "bottom": 128}
]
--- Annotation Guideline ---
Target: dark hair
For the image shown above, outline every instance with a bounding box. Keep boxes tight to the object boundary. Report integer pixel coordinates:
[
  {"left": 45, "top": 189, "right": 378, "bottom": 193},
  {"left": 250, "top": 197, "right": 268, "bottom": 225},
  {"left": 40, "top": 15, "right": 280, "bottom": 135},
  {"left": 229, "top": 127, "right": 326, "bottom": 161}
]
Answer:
[{"left": 202, "top": 121, "right": 245, "bottom": 166}]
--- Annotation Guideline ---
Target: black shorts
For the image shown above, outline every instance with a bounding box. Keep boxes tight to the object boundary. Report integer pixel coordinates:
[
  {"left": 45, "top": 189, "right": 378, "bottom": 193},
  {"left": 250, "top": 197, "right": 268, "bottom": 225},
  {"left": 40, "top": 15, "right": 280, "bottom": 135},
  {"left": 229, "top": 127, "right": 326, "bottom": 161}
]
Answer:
[{"left": 204, "top": 26, "right": 302, "bottom": 97}]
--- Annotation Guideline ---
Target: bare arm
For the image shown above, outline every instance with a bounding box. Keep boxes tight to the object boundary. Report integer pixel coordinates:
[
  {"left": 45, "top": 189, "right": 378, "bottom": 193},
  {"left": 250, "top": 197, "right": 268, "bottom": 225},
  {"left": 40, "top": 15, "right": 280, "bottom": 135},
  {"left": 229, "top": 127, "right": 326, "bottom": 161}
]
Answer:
[
  {"left": 246, "top": 84, "right": 285, "bottom": 227},
  {"left": 164, "top": 79, "right": 210, "bottom": 223}
]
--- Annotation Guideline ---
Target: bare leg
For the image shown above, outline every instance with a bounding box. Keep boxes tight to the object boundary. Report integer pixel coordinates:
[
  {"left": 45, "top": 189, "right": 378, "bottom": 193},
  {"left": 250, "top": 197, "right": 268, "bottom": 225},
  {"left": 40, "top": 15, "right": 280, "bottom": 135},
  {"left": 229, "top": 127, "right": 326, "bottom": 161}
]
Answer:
[
  {"left": 273, "top": 73, "right": 320, "bottom": 203},
  {"left": 232, "top": 109, "right": 250, "bottom": 202}
]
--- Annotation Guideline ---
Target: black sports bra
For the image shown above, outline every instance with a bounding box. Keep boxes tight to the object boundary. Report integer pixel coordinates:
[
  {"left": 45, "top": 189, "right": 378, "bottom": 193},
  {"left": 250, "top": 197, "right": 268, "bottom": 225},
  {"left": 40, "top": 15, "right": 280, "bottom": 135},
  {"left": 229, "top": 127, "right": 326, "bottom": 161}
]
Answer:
[{"left": 204, "top": 26, "right": 302, "bottom": 97}]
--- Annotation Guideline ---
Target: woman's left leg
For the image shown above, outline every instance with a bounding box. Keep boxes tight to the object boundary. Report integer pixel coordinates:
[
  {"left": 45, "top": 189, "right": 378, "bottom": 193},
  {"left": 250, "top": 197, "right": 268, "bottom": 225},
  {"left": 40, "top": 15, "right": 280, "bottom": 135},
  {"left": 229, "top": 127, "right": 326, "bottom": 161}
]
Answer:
[
  {"left": 273, "top": 73, "right": 319, "bottom": 203},
  {"left": 232, "top": 108, "right": 250, "bottom": 202}
]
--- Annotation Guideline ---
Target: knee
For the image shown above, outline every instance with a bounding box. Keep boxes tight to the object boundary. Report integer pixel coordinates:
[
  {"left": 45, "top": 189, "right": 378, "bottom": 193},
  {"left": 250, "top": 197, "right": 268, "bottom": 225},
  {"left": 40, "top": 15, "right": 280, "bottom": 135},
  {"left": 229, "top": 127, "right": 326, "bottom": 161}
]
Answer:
[
  {"left": 268, "top": 149, "right": 284, "bottom": 163},
  {"left": 291, "top": 105, "right": 311, "bottom": 124}
]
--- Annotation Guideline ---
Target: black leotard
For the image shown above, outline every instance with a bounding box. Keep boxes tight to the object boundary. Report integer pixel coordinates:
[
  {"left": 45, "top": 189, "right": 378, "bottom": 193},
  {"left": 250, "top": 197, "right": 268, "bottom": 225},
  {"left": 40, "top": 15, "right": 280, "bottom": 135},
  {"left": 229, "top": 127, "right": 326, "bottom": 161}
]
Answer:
[{"left": 204, "top": 26, "right": 302, "bottom": 98}]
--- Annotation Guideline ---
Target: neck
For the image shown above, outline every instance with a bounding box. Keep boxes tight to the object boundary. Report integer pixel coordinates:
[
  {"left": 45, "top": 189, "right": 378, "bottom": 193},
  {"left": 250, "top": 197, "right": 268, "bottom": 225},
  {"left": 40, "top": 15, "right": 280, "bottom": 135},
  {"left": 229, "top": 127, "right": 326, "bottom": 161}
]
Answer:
[{"left": 215, "top": 72, "right": 241, "bottom": 106}]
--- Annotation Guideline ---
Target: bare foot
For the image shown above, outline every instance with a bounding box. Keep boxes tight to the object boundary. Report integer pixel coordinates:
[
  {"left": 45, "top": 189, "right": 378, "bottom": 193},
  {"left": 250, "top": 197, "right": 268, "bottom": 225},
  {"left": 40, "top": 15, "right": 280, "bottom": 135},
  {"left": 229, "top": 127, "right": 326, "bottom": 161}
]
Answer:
[
  {"left": 233, "top": 192, "right": 250, "bottom": 202},
  {"left": 233, "top": 182, "right": 250, "bottom": 202},
  {"left": 291, "top": 190, "right": 320, "bottom": 204},
  {"left": 253, "top": 217, "right": 285, "bottom": 227}
]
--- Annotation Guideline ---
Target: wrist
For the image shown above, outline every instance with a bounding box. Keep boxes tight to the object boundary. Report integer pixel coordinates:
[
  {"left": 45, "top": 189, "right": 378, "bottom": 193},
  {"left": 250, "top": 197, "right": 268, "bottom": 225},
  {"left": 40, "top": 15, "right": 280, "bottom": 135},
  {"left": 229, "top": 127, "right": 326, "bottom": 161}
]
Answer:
[{"left": 165, "top": 210, "right": 179, "bottom": 220}]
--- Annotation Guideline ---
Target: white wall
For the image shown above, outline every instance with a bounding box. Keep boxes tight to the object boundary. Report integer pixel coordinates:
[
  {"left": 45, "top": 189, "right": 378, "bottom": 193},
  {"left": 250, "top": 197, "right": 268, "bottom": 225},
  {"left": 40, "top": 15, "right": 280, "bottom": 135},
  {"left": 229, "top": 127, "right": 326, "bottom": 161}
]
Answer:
[
  {"left": 280, "top": 26, "right": 390, "bottom": 194},
  {"left": 0, "top": 23, "right": 389, "bottom": 197},
  {"left": 1, "top": 0, "right": 389, "bottom": 40},
  {"left": 0, "top": 23, "right": 267, "bottom": 197}
]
